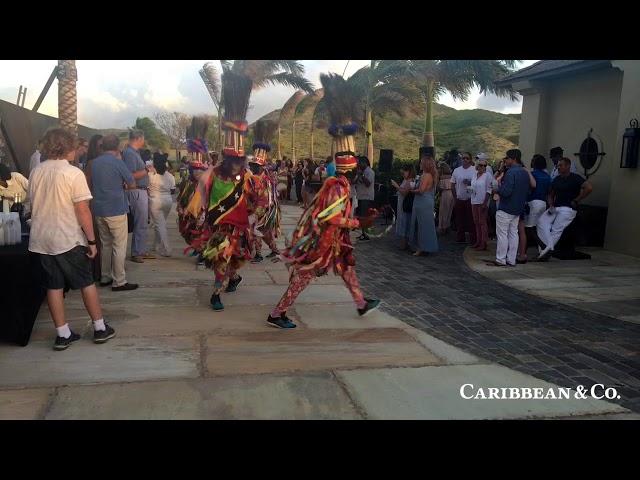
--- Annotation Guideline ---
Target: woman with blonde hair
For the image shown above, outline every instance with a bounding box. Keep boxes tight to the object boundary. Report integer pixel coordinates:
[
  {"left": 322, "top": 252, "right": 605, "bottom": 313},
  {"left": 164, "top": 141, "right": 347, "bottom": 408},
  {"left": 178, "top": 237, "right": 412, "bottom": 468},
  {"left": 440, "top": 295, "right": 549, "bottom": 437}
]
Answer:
[
  {"left": 408, "top": 153, "right": 439, "bottom": 256},
  {"left": 437, "top": 162, "right": 454, "bottom": 234}
]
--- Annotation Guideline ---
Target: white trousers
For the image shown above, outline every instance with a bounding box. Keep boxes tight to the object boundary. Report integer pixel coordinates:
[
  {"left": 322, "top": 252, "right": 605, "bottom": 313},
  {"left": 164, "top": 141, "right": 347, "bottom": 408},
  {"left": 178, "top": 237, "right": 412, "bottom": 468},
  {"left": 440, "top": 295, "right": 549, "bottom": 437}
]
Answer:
[
  {"left": 495, "top": 210, "right": 520, "bottom": 266},
  {"left": 150, "top": 195, "right": 173, "bottom": 256},
  {"left": 524, "top": 199, "right": 547, "bottom": 228},
  {"left": 96, "top": 214, "right": 129, "bottom": 287},
  {"left": 536, "top": 206, "right": 576, "bottom": 251}
]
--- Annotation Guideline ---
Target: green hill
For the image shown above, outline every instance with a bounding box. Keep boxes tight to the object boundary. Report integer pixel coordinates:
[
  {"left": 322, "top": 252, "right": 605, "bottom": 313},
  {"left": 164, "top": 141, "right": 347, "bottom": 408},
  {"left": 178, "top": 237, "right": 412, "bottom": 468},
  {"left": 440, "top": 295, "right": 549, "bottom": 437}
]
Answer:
[{"left": 253, "top": 103, "right": 521, "bottom": 164}]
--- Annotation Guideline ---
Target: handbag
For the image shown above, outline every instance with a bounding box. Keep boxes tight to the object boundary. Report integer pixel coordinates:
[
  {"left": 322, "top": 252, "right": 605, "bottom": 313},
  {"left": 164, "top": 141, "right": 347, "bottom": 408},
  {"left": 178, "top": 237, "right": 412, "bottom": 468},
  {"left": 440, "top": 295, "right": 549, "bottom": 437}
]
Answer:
[{"left": 402, "top": 193, "right": 414, "bottom": 213}]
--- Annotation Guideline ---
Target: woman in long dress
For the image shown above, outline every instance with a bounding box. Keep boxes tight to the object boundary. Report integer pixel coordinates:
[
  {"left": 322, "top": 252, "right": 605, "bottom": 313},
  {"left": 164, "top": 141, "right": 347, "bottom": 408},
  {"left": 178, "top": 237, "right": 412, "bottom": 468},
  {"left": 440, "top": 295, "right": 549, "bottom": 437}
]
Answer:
[
  {"left": 437, "top": 162, "right": 454, "bottom": 234},
  {"left": 391, "top": 164, "right": 416, "bottom": 250},
  {"left": 408, "top": 155, "right": 439, "bottom": 256}
]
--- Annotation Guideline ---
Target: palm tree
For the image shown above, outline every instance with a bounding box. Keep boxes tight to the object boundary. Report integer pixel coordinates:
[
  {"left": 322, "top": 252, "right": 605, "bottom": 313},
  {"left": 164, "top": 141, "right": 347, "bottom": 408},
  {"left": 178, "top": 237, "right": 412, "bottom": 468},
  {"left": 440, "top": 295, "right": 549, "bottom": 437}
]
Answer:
[
  {"left": 404, "top": 60, "right": 520, "bottom": 148},
  {"left": 348, "top": 60, "right": 421, "bottom": 160},
  {"left": 57, "top": 60, "right": 78, "bottom": 135},
  {"left": 277, "top": 91, "right": 305, "bottom": 160}
]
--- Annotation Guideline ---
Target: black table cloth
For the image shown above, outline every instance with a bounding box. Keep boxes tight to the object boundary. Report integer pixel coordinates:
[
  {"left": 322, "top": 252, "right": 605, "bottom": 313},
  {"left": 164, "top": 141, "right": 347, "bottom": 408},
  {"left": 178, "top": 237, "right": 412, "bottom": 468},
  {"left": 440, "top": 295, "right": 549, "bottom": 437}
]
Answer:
[{"left": 0, "top": 239, "right": 46, "bottom": 346}]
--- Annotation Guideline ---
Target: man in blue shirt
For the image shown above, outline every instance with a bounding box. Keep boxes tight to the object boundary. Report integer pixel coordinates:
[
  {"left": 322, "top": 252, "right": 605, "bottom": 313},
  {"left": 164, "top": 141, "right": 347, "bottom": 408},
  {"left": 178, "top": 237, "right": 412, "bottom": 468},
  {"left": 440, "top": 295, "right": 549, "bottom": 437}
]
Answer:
[
  {"left": 91, "top": 134, "right": 138, "bottom": 291},
  {"left": 525, "top": 154, "right": 552, "bottom": 229},
  {"left": 123, "top": 130, "right": 152, "bottom": 263},
  {"left": 493, "top": 149, "right": 531, "bottom": 267}
]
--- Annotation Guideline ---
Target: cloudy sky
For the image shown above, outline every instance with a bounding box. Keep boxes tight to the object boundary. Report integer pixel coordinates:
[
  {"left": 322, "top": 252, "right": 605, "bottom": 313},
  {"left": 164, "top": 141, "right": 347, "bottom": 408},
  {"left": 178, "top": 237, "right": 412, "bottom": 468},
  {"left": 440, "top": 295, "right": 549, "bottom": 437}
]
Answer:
[{"left": 0, "top": 60, "right": 538, "bottom": 129}]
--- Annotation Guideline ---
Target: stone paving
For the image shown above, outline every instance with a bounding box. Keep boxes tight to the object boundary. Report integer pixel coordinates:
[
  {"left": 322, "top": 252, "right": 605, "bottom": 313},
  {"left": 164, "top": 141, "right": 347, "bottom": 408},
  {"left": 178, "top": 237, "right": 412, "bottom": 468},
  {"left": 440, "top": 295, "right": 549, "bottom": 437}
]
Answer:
[
  {"left": 0, "top": 203, "right": 635, "bottom": 419},
  {"left": 354, "top": 231, "right": 640, "bottom": 413},
  {"left": 465, "top": 241, "right": 640, "bottom": 325}
]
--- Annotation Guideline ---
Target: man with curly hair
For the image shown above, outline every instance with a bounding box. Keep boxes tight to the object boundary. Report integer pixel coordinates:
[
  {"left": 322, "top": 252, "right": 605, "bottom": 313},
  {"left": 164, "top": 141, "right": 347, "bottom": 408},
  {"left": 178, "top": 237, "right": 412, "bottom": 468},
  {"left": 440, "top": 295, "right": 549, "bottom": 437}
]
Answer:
[{"left": 28, "top": 128, "right": 115, "bottom": 350}]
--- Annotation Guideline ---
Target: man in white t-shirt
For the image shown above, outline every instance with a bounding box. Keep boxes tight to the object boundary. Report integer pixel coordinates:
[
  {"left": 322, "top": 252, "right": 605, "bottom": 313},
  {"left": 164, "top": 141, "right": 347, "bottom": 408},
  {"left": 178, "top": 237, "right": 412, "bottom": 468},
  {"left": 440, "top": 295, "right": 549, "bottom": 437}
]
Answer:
[
  {"left": 29, "top": 128, "right": 116, "bottom": 351},
  {"left": 450, "top": 152, "right": 477, "bottom": 244}
]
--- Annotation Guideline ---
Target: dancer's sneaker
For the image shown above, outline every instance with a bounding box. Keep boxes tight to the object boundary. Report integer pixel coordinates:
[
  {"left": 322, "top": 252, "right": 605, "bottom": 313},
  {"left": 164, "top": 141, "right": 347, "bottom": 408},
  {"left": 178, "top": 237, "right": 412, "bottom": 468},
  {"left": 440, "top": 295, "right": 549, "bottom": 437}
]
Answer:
[
  {"left": 537, "top": 246, "right": 553, "bottom": 262},
  {"left": 225, "top": 275, "right": 243, "bottom": 293},
  {"left": 210, "top": 294, "right": 224, "bottom": 312},
  {"left": 266, "top": 251, "right": 279, "bottom": 259},
  {"left": 358, "top": 298, "right": 380, "bottom": 317},
  {"left": 266, "top": 314, "right": 297, "bottom": 329},
  {"left": 251, "top": 254, "right": 264, "bottom": 264},
  {"left": 93, "top": 324, "right": 116, "bottom": 344},
  {"left": 53, "top": 331, "right": 81, "bottom": 351}
]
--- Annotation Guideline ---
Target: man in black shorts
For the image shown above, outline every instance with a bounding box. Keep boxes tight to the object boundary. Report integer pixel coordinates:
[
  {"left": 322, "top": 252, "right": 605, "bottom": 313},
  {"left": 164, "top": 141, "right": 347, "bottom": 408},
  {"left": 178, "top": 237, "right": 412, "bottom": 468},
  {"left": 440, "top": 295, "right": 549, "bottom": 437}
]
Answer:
[{"left": 28, "top": 128, "right": 116, "bottom": 350}]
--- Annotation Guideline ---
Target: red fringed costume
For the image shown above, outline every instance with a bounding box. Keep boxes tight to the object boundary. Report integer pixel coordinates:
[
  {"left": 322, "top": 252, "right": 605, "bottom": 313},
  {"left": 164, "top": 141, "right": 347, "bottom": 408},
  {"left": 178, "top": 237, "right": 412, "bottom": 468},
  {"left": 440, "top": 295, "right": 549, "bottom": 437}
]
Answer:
[{"left": 271, "top": 172, "right": 367, "bottom": 316}]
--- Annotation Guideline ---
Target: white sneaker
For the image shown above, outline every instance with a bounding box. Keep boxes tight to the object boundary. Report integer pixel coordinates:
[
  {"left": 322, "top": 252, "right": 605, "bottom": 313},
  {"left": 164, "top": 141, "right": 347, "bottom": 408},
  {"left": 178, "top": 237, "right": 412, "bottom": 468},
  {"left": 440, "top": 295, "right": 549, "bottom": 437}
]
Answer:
[{"left": 537, "top": 246, "right": 553, "bottom": 261}]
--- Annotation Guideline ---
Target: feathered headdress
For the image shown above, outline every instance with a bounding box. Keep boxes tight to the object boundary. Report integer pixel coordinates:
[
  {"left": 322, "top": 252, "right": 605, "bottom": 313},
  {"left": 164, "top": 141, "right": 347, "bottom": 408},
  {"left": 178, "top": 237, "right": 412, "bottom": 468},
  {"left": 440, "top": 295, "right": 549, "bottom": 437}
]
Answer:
[
  {"left": 251, "top": 119, "right": 277, "bottom": 166},
  {"left": 186, "top": 116, "right": 210, "bottom": 155},
  {"left": 221, "top": 70, "right": 252, "bottom": 158},
  {"left": 319, "top": 73, "right": 360, "bottom": 173}
]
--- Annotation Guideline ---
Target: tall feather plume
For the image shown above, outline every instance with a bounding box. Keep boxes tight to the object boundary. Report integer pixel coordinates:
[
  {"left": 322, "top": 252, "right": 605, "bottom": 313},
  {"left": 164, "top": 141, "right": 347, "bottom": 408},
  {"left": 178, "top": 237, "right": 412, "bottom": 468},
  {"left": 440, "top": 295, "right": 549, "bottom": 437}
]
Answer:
[
  {"left": 192, "top": 116, "right": 209, "bottom": 139},
  {"left": 253, "top": 119, "right": 277, "bottom": 145},
  {"left": 221, "top": 70, "right": 252, "bottom": 123},
  {"left": 319, "top": 73, "right": 362, "bottom": 127},
  {"left": 186, "top": 116, "right": 209, "bottom": 139}
]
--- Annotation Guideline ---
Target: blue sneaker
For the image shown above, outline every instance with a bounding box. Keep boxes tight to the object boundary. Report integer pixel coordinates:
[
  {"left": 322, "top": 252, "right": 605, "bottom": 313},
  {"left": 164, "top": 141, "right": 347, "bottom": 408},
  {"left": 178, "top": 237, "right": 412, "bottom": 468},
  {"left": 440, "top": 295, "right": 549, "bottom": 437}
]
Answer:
[
  {"left": 266, "top": 314, "right": 297, "bottom": 329},
  {"left": 210, "top": 294, "right": 224, "bottom": 312}
]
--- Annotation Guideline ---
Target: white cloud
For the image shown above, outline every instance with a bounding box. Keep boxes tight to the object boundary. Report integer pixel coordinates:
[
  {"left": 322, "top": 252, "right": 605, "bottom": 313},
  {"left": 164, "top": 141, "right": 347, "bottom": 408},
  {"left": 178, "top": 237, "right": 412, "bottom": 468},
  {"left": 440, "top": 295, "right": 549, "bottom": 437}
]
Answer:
[{"left": 0, "top": 60, "right": 536, "bottom": 128}]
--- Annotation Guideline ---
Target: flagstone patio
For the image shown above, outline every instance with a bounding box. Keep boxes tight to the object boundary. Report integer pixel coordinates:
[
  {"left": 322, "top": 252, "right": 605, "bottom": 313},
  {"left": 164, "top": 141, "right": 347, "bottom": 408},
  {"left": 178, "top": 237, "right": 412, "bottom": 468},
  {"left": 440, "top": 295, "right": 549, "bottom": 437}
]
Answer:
[{"left": 0, "top": 204, "right": 634, "bottom": 420}]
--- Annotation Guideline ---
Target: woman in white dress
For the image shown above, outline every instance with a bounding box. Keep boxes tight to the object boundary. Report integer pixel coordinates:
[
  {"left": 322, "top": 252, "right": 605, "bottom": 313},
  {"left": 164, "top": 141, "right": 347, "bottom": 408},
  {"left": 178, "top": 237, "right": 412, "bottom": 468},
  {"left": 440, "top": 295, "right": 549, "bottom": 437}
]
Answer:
[{"left": 148, "top": 153, "right": 176, "bottom": 257}]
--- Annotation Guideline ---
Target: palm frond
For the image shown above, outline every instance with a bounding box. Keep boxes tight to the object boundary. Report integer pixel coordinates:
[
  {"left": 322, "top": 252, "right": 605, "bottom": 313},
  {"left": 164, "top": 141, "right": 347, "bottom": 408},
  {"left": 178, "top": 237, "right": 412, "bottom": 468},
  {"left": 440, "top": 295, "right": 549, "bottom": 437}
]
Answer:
[
  {"left": 200, "top": 62, "right": 221, "bottom": 107},
  {"left": 254, "top": 60, "right": 305, "bottom": 78},
  {"left": 255, "top": 72, "right": 314, "bottom": 94},
  {"left": 294, "top": 88, "right": 324, "bottom": 116},
  {"left": 221, "top": 70, "right": 252, "bottom": 122},
  {"left": 279, "top": 91, "right": 306, "bottom": 121}
]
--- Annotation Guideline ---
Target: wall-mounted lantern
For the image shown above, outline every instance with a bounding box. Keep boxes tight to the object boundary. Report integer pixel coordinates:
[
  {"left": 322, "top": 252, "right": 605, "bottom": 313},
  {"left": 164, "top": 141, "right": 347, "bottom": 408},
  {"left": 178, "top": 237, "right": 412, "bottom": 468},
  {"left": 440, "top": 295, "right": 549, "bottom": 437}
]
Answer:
[{"left": 621, "top": 119, "right": 640, "bottom": 169}]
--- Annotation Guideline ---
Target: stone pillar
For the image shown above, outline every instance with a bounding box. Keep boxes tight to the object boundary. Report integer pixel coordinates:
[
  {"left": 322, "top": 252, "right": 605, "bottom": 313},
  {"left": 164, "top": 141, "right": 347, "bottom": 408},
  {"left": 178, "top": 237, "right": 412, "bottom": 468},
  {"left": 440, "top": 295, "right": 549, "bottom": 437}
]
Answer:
[{"left": 513, "top": 80, "right": 547, "bottom": 162}]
